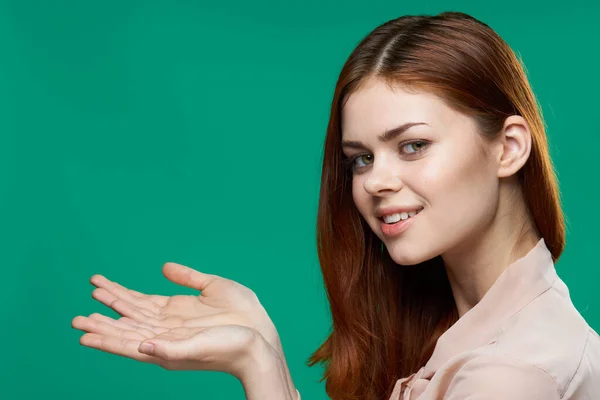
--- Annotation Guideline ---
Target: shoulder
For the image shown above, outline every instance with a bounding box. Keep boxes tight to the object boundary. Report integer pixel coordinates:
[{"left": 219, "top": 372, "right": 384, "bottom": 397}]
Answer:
[
  {"left": 444, "top": 355, "right": 560, "bottom": 399},
  {"left": 493, "top": 276, "right": 591, "bottom": 379},
  {"left": 488, "top": 276, "right": 600, "bottom": 397},
  {"left": 496, "top": 278, "right": 589, "bottom": 356}
]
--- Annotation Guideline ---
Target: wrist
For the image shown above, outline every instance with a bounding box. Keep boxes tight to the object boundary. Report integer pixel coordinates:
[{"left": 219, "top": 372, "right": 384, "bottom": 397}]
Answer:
[{"left": 239, "top": 332, "right": 297, "bottom": 400}]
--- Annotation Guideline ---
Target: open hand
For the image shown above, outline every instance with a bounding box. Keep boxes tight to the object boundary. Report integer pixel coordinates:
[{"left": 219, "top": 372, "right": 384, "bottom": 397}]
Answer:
[
  {"left": 72, "top": 262, "right": 284, "bottom": 366},
  {"left": 72, "top": 313, "right": 268, "bottom": 379},
  {"left": 72, "top": 263, "right": 300, "bottom": 399},
  {"left": 106, "top": 263, "right": 277, "bottom": 351}
]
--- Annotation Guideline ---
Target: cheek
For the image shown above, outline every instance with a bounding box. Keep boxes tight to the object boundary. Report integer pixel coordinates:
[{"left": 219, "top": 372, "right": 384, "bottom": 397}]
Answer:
[{"left": 418, "top": 147, "right": 498, "bottom": 228}]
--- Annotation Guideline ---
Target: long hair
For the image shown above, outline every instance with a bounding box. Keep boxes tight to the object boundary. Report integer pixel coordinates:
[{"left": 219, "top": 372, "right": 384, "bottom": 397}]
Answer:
[{"left": 307, "top": 11, "right": 565, "bottom": 400}]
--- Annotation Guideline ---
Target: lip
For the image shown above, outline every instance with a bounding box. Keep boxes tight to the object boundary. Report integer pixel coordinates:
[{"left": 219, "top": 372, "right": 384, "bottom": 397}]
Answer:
[{"left": 379, "top": 209, "right": 422, "bottom": 237}]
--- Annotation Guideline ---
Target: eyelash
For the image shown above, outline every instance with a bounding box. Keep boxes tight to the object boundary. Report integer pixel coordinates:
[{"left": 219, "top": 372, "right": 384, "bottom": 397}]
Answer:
[{"left": 342, "top": 140, "right": 429, "bottom": 172}]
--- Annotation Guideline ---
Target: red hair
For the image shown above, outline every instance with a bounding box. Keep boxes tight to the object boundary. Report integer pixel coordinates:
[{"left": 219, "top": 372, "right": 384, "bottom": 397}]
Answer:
[{"left": 307, "top": 11, "right": 565, "bottom": 400}]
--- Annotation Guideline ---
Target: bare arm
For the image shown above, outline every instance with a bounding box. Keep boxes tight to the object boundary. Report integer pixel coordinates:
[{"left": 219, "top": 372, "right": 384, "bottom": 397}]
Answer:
[
  {"left": 72, "top": 266, "right": 303, "bottom": 399},
  {"left": 241, "top": 335, "right": 300, "bottom": 400}
]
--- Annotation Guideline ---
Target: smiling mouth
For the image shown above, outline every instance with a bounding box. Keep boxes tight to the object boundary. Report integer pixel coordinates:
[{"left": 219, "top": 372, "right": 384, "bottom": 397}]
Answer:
[{"left": 379, "top": 208, "right": 423, "bottom": 224}]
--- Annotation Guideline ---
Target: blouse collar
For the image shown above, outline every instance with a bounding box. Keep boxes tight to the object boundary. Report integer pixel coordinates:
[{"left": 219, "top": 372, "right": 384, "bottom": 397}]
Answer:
[{"left": 423, "top": 238, "right": 557, "bottom": 374}]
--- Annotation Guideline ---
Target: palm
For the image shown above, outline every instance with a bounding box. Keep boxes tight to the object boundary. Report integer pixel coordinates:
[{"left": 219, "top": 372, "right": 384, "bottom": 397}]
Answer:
[
  {"left": 82, "top": 262, "right": 281, "bottom": 354},
  {"left": 162, "top": 295, "right": 213, "bottom": 321},
  {"left": 157, "top": 277, "right": 263, "bottom": 323},
  {"left": 73, "top": 310, "right": 261, "bottom": 377}
]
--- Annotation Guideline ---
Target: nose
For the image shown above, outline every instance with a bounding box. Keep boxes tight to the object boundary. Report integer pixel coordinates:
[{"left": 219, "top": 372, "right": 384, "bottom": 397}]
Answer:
[{"left": 363, "top": 158, "right": 404, "bottom": 196}]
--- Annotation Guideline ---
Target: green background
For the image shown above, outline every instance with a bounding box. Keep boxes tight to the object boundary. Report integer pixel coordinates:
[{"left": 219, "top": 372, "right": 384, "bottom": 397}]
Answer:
[{"left": 1, "top": 0, "right": 598, "bottom": 398}]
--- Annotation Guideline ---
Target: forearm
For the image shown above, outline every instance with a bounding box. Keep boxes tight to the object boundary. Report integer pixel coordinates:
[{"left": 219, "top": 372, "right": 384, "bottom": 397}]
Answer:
[{"left": 240, "top": 336, "right": 299, "bottom": 400}]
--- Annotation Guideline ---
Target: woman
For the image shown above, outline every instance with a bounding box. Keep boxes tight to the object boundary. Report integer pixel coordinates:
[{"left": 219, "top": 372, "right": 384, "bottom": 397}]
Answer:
[{"left": 71, "top": 11, "right": 600, "bottom": 400}]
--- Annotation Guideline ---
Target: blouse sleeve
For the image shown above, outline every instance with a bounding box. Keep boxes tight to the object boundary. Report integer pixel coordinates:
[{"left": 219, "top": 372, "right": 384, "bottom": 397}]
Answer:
[{"left": 443, "top": 356, "right": 560, "bottom": 399}]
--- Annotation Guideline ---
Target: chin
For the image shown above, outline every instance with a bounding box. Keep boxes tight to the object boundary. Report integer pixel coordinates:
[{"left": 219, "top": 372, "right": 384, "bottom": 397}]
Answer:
[
  {"left": 384, "top": 244, "right": 430, "bottom": 266},
  {"left": 389, "top": 253, "right": 426, "bottom": 266}
]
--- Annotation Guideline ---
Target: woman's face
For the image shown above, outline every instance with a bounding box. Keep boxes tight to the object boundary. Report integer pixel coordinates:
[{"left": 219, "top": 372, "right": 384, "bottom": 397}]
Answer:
[{"left": 341, "top": 79, "right": 501, "bottom": 265}]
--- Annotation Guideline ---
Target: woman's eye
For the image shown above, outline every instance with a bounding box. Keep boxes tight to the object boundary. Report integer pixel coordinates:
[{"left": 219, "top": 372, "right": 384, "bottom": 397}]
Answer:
[
  {"left": 344, "top": 142, "right": 427, "bottom": 171},
  {"left": 401, "top": 141, "right": 427, "bottom": 154},
  {"left": 354, "top": 154, "right": 373, "bottom": 167}
]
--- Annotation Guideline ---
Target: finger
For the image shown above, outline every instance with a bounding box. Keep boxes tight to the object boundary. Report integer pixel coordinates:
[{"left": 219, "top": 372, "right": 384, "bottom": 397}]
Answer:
[
  {"left": 91, "top": 274, "right": 168, "bottom": 307},
  {"left": 92, "top": 287, "right": 154, "bottom": 318},
  {"left": 117, "top": 316, "right": 169, "bottom": 335},
  {"left": 88, "top": 313, "right": 165, "bottom": 337},
  {"left": 138, "top": 330, "right": 202, "bottom": 362},
  {"left": 79, "top": 333, "right": 160, "bottom": 364},
  {"left": 162, "top": 262, "right": 219, "bottom": 292},
  {"left": 88, "top": 275, "right": 144, "bottom": 298},
  {"left": 72, "top": 315, "right": 147, "bottom": 340},
  {"left": 137, "top": 336, "right": 204, "bottom": 371},
  {"left": 90, "top": 275, "right": 167, "bottom": 310},
  {"left": 89, "top": 313, "right": 168, "bottom": 336},
  {"left": 92, "top": 288, "right": 163, "bottom": 324},
  {"left": 137, "top": 326, "right": 254, "bottom": 375}
]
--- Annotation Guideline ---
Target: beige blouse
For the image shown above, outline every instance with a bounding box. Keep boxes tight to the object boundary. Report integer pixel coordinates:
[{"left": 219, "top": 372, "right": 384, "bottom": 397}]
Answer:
[
  {"left": 389, "top": 238, "right": 600, "bottom": 399},
  {"left": 297, "top": 239, "right": 600, "bottom": 399}
]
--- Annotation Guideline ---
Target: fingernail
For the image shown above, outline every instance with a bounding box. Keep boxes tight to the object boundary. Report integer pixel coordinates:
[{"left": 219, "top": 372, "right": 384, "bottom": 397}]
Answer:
[{"left": 139, "top": 342, "right": 155, "bottom": 354}]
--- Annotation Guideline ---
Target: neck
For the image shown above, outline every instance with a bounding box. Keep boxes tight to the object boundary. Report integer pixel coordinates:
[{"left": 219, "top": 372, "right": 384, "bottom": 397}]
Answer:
[{"left": 442, "top": 182, "right": 541, "bottom": 318}]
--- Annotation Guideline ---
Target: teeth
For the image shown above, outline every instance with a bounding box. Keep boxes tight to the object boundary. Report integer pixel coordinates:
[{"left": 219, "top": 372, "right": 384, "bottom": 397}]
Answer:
[
  {"left": 382, "top": 209, "right": 421, "bottom": 224},
  {"left": 383, "top": 213, "right": 402, "bottom": 224}
]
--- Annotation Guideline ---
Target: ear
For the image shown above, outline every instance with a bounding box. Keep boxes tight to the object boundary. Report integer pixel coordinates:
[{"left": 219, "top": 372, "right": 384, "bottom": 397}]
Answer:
[{"left": 496, "top": 115, "right": 532, "bottom": 178}]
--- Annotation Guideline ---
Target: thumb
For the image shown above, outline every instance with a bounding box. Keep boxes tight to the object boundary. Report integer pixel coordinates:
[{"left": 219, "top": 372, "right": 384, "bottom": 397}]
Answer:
[
  {"left": 162, "top": 262, "right": 217, "bottom": 292},
  {"left": 138, "top": 338, "right": 192, "bottom": 361}
]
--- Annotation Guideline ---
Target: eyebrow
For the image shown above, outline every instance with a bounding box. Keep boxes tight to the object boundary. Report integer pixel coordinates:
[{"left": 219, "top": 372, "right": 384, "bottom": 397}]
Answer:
[{"left": 341, "top": 122, "right": 429, "bottom": 150}]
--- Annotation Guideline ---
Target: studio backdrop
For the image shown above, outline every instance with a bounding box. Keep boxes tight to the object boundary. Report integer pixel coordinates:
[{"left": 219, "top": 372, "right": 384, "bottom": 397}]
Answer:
[{"left": 0, "top": 1, "right": 598, "bottom": 399}]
